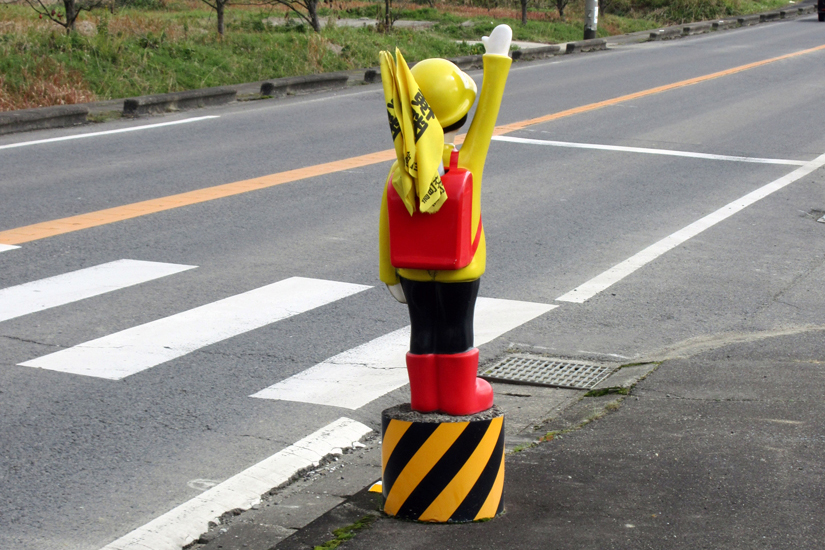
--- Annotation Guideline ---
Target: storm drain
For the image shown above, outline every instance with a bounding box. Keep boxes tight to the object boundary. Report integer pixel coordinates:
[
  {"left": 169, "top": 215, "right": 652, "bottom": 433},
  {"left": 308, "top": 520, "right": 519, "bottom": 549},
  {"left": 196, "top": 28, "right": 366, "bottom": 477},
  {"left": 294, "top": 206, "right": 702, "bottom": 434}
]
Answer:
[{"left": 480, "top": 354, "right": 616, "bottom": 390}]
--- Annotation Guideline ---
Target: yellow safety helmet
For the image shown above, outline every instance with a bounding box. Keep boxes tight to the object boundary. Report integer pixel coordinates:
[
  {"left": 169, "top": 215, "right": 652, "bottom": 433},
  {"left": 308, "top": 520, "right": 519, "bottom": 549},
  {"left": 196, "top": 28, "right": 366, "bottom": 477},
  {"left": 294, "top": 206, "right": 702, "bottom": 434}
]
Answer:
[{"left": 410, "top": 58, "right": 477, "bottom": 129}]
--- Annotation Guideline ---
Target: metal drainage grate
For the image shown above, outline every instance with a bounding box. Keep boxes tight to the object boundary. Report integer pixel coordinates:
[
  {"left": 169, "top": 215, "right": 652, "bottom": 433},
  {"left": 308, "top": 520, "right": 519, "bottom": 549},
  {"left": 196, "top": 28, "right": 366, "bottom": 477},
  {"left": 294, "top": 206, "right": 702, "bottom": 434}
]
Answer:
[{"left": 480, "top": 354, "right": 615, "bottom": 390}]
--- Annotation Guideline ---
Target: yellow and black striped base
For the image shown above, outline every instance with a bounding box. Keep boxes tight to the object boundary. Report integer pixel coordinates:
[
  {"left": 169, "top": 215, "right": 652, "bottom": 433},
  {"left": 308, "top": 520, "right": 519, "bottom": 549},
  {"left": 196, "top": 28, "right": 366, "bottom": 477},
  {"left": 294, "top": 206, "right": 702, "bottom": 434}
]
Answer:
[{"left": 381, "top": 405, "right": 505, "bottom": 523}]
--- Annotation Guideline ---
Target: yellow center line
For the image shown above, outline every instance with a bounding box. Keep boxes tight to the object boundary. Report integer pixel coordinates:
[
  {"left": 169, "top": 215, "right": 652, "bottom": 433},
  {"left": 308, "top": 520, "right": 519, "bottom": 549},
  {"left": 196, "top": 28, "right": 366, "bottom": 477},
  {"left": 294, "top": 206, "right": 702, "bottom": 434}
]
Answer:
[
  {"left": 0, "top": 150, "right": 395, "bottom": 245},
  {"left": 2, "top": 44, "right": 824, "bottom": 246},
  {"left": 495, "top": 43, "right": 825, "bottom": 135}
]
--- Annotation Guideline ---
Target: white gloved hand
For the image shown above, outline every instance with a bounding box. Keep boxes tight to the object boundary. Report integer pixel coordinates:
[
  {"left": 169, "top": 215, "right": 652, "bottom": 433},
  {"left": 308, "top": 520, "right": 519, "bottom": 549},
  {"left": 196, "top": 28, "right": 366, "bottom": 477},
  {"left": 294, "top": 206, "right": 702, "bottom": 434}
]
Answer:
[
  {"left": 482, "top": 24, "right": 512, "bottom": 56},
  {"left": 387, "top": 283, "right": 407, "bottom": 304}
]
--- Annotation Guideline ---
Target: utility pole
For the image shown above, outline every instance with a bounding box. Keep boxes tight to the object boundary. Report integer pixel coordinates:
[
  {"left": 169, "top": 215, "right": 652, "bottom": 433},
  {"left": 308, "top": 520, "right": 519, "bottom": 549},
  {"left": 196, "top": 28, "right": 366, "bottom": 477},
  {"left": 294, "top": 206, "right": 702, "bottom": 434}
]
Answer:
[{"left": 584, "top": 0, "right": 598, "bottom": 40}]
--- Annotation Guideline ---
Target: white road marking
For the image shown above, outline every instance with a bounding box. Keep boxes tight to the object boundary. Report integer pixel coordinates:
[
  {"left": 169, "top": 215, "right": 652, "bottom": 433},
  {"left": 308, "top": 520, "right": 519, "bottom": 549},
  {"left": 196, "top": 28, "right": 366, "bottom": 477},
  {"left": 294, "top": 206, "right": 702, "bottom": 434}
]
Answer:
[
  {"left": 99, "top": 417, "right": 372, "bottom": 550},
  {"left": 0, "top": 244, "right": 20, "bottom": 253},
  {"left": 493, "top": 135, "right": 808, "bottom": 166},
  {"left": 20, "top": 277, "right": 370, "bottom": 379},
  {"left": 557, "top": 151, "right": 825, "bottom": 303},
  {"left": 0, "top": 116, "right": 220, "bottom": 151},
  {"left": 0, "top": 259, "right": 196, "bottom": 323},
  {"left": 251, "top": 297, "right": 557, "bottom": 409}
]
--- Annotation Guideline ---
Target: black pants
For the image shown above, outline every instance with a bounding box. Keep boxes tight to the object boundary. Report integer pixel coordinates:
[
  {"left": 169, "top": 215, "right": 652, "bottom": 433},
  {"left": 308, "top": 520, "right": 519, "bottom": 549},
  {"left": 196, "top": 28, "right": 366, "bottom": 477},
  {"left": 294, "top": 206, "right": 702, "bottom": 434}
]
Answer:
[{"left": 400, "top": 277, "right": 480, "bottom": 355}]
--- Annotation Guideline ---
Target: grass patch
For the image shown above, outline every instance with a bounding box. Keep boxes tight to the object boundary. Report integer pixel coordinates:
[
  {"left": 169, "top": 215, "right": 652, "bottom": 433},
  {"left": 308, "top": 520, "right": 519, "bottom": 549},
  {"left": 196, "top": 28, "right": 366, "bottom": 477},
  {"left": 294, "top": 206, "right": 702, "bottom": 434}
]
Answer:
[
  {"left": 618, "top": 361, "right": 662, "bottom": 369},
  {"left": 87, "top": 110, "right": 123, "bottom": 123},
  {"left": 314, "top": 515, "right": 375, "bottom": 550},
  {"left": 0, "top": 3, "right": 485, "bottom": 107},
  {"left": 0, "top": 0, "right": 798, "bottom": 110},
  {"left": 584, "top": 386, "right": 630, "bottom": 398}
]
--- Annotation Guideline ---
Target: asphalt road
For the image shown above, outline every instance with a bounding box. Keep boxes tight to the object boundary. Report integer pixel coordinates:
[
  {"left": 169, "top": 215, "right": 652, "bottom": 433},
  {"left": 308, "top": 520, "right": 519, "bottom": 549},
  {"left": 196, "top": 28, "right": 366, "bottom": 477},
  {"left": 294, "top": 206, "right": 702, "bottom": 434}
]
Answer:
[{"left": 1, "top": 15, "right": 824, "bottom": 550}]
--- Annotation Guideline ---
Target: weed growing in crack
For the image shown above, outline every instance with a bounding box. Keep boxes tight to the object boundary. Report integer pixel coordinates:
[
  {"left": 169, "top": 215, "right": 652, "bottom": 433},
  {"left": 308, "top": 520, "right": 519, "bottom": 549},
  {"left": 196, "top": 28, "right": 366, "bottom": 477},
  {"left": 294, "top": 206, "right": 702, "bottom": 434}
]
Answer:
[
  {"left": 314, "top": 515, "right": 375, "bottom": 550},
  {"left": 584, "top": 386, "right": 630, "bottom": 398}
]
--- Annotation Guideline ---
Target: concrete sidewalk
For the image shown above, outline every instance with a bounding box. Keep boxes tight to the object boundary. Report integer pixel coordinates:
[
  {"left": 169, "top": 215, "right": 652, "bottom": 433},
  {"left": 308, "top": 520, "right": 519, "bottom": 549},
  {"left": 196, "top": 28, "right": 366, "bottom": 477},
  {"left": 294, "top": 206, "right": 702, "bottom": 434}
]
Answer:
[{"left": 271, "top": 329, "right": 824, "bottom": 549}]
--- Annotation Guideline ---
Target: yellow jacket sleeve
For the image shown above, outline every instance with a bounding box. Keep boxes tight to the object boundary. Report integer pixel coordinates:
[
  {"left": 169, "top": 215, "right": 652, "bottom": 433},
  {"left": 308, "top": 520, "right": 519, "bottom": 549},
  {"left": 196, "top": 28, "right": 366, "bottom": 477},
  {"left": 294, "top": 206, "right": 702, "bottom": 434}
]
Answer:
[
  {"left": 379, "top": 53, "right": 512, "bottom": 284},
  {"left": 379, "top": 164, "right": 401, "bottom": 286}
]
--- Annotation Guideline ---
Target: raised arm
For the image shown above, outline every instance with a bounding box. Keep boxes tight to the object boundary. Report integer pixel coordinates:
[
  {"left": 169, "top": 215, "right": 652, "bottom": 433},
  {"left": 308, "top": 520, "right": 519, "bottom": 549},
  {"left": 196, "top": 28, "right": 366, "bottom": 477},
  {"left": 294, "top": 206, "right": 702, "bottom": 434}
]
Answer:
[{"left": 457, "top": 25, "right": 513, "bottom": 179}]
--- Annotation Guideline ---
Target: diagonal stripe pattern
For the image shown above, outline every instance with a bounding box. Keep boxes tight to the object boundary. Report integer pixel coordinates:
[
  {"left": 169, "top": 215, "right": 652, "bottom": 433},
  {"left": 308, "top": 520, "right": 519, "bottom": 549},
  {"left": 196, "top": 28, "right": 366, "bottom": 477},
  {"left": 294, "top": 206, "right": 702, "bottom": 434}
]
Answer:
[{"left": 381, "top": 409, "right": 505, "bottom": 523}]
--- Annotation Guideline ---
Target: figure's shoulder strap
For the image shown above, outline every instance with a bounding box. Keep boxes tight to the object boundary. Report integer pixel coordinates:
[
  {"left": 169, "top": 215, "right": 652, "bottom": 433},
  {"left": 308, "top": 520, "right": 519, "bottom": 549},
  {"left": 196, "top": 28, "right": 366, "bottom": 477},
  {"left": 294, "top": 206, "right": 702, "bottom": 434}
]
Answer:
[
  {"left": 448, "top": 149, "right": 482, "bottom": 256},
  {"left": 449, "top": 149, "right": 460, "bottom": 172}
]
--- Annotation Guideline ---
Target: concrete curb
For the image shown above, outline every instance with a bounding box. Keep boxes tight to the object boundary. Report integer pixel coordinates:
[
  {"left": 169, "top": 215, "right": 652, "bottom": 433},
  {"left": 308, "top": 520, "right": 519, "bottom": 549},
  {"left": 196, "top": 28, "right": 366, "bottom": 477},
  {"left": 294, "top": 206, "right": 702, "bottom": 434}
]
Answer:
[
  {"left": 650, "top": 26, "right": 683, "bottom": 40},
  {"left": 566, "top": 38, "right": 608, "bottom": 53},
  {"left": 260, "top": 73, "right": 349, "bottom": 98},
  {"left": 511, "top": 44, "right": 562, "bottom": 61},
  {"left": 683, "top": 21, "right": 714, "bottom": 35},
  {"left": 713, "top": 19, "right": 740, "bottom": 30},
  {"left": 365, "top": 44, "right": 567, "bottom": 84},
  {"left": 123, "top": 86, "right": 237, "bottom": 116},
  {"left": 645, "top": 2, "right": 817, "bottom": 42},
  {"left": 0, "top": 1, "right": 817, "bottom": 136},
  {"left": 738, "top": 13, "right": 762, "bottom": 26},
  {"left": 444, "top": 54, "right": 484, "bottom": 71},
  {"left": 0, "top": 104, "right": 88, "bottom": 136}
]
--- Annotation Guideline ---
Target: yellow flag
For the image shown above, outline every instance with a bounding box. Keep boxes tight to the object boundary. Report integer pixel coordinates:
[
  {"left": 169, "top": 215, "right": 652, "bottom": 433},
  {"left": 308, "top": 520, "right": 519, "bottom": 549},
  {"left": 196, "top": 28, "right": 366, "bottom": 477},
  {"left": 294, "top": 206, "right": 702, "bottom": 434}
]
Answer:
[
  {"left": 379, "top": 49, "right": 446, "bottom": 215},
  {"left": 379, "top": 51, "right": 415, "bottom": 215}
]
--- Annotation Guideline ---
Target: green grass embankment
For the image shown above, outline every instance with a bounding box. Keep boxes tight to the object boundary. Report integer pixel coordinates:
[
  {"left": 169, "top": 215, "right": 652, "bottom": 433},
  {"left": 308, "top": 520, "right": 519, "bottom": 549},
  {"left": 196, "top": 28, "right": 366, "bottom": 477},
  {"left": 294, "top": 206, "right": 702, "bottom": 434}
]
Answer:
[{"left": 0, "top": 0, "right": 795, "bottom": 111}]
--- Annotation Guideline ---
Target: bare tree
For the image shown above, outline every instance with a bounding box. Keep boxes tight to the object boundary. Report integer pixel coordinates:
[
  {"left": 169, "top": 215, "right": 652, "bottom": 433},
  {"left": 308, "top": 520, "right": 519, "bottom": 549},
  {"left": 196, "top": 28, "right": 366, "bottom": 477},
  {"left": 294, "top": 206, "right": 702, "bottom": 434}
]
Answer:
[
  {"left": 520, "top": 0, "right": 527, "bottom": 24},
  {"left": 198, "top": 0, "right": 321, "bottom": 35},
  {"left": 263, "top": 0, "right": 321, "bottom": 32},
  {"left": 199, "top": 0, "right": 231, "bottom": 35},
  {"left": 379, "top": 0, "right": 392, "bottom": 31},
  {"left": 26, "top": 0, "right": 107, "bottom": 34},
  {"left": 556, "top": 0, "right": 570, "bottom": 19}
]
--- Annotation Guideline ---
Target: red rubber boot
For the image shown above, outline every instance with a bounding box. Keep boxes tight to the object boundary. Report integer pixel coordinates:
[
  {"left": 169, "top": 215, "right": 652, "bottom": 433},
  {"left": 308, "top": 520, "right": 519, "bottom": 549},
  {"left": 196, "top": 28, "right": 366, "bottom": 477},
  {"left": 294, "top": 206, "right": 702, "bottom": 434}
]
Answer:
[
  {"left": 406, "top": 353, "right": 438, "bottom": 413},
  {"left": 435, "top": 349, "right": 493, "bottom": 415}
]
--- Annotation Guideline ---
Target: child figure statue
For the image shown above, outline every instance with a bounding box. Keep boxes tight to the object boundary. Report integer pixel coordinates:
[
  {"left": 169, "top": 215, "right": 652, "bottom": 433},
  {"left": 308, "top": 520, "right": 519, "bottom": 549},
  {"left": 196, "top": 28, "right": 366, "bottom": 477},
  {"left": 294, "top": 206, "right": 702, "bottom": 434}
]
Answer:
[{"left": 378, "top": 25, "right": 513, "bottom": 416}]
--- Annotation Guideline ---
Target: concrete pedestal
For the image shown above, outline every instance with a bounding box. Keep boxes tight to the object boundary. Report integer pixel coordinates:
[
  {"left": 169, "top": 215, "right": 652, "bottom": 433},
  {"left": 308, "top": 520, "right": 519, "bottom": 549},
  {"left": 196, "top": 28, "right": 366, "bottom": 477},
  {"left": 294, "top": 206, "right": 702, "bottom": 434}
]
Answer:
[{"left": 381, "top": 404, "right": 505, "bottom": 523}]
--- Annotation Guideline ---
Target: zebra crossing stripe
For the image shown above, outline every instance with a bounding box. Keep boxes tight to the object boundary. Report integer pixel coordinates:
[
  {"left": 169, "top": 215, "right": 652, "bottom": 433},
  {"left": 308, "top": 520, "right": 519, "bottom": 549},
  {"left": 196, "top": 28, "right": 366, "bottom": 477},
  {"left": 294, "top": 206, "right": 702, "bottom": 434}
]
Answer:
[
  {"left": 0, "top": 244, "right": 20, "bottom": 253},
  {"left": 250, "top": 297, "right": 556, "bottom": 409},
  {"left": 0, "top": 259, "right": 196, "bottom": 323},
  {"left": 19, "top": 277, "right": 370, "bottom": 380}
]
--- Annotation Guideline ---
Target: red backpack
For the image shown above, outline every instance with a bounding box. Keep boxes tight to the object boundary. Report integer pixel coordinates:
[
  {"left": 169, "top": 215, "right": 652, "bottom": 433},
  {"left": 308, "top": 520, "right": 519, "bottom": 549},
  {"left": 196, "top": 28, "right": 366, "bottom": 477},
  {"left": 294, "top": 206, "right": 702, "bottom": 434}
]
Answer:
[{"left": 387, "top": 150, "right": 482, "bottom": 270}]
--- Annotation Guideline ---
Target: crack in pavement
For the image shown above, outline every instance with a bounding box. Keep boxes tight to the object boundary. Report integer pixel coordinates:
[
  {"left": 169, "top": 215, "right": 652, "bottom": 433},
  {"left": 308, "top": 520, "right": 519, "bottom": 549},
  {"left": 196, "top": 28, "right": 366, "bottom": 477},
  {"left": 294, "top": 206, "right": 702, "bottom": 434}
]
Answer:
[
  {"left": 764, "top": 254, "right": 825, "bottom": 309},
  {"left": 635, "top": 388, "right": 810, "bottom": 403},
  {"left": 645, "top": 325, "right": 825, "bottom": 361},
  {"left": 0, "top": 334, "right": 65, "bottom": 349},
  {"left": 237, "top": 434, "right": 281, "bottom": 443}
]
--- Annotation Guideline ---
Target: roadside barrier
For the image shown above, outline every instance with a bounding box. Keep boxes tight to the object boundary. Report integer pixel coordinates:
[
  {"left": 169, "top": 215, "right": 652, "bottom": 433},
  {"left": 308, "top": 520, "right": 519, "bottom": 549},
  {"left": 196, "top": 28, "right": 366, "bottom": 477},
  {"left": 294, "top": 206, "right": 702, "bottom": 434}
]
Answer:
[
  {"left": 123, "top": 86, "right": 237, "bottom": 116},
  {"left": 260, "top": 73, "right": 349, "bottom": 97},
  {"left": 381, "top": 405, "right": 505, "bottom": 523},
  {"left": 0, "top": 105, "right": 88, "bottom": 136}
]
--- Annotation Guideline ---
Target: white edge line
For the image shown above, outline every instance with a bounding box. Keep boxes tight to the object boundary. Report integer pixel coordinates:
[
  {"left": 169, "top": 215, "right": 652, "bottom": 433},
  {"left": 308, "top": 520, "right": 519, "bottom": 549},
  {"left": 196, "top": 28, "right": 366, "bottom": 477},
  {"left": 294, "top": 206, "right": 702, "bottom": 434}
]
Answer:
[
  {"left": 100, "top": 417, "right": 372, "bottom": 550},
  {"left": 493, "top": 135, "right": 808, "bottom": 166},
  {"left": 0, "top": 244, "right": 20, "bottom": 253},
  {"left": 0, "top": 116, "right": 220, "bottom": 151},
  {"left": 556, "top": 151, "right": 825, "bottom": 303}
]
